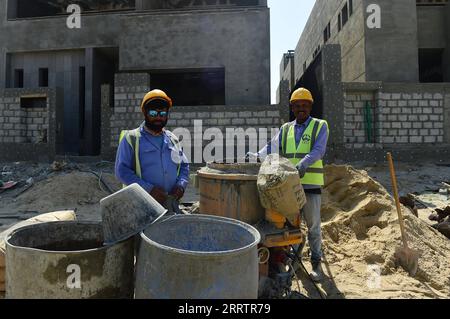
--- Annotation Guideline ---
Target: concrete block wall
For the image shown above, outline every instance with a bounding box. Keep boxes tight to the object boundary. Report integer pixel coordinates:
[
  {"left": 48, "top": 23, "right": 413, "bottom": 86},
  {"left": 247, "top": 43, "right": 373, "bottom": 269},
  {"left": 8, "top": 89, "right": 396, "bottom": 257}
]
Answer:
[
  {"left": 109, "top": 73, "right": 150, "bottom": 147},
  {"left": 109, "top": 103, "right": 283, "bottom": 158},
  {"left": 0, "top": 96, "right": 22, "bottom": 143},
  {"left": 0, "top": 99, "right": 49, "bottom": 145},
  {"left": 376, "top": 92, "right": 445, "bottom": 145},
  {"left": 344, "top": 91, "right": 378, "bottom": 148},
  {"left": 101, "top": 73, "right": 284, "bottom": 163},
  {"left": 0, "top": 88, "right": 57, "bottom": 162},
  {"left": 20, "top": 107, "right": 49, "bottom": 144},
  {"left": 343, "top": 83, "right": 449, "bottom": 149}
]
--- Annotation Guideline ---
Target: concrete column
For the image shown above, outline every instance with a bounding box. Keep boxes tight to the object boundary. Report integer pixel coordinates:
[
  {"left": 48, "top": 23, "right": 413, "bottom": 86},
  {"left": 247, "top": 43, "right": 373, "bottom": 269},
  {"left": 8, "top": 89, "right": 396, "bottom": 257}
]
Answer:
[
  {"left": 278, "top": 80, "right": 290, "bottom": 124},
  {"left": 444, "top": 3, "right": 450, "bottom": 82},
  {"left": 84, "top": 48, "right": 94, "bottom": 155},
  {"left": 444, "top": 89, "right": 450, "bottom": 144},
  {"left": 6, "top": 0, "right": 17, "bottom": 19},
  {"left": 0, "top": 50, "right": 7, "bottom": 89},
  {"left": 321, "top": 44, "right": 344, "bottom": 160},
  {"left": 135, "top": 0, "right": 145, "bottom": 10},
  {"left": 100, "top": 84, "right": 112, "bottom": 158},
  {"left": 136, "top": 0, "right": 161, "bottom": 10},
  {"left": 0, "top": 0, "right": 6, "bottom": 88},
  {"left": 258, "top": 0, "right": 268, "bottom": 6}
]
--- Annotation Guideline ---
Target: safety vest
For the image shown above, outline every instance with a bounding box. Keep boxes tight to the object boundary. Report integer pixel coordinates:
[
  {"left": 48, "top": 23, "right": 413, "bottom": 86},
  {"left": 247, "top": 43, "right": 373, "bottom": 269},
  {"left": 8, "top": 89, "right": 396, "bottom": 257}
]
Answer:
[
  {"left": 119, "top": 127, "right": 182, "bottom": 183},
  {"left": 281, "top": 118, "right": 329, "bottom": 186}
]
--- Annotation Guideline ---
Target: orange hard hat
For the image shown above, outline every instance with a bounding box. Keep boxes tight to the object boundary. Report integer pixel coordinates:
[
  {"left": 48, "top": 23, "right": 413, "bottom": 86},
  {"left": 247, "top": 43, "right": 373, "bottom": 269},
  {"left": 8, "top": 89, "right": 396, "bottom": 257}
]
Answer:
[{"left": 140, "top": 89, "right": 173, "bottom": 113}]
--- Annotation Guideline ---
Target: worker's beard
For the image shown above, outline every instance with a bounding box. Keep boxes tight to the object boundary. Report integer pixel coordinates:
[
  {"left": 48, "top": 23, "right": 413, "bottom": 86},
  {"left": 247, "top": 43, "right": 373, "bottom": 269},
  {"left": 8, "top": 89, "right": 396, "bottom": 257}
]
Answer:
[{"left": 145, "top": 118, "right": 168, "bottom": 133}]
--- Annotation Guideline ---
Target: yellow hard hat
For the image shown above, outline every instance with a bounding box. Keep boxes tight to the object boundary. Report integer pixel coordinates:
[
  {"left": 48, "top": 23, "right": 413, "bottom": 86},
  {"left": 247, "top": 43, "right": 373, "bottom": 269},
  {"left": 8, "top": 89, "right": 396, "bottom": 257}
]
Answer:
[
  {"left": 290, "top": 88, "right": 314, "bottom": 103},
  {"left": 140, "top": 89, "right": 173, "bottom": 113}
]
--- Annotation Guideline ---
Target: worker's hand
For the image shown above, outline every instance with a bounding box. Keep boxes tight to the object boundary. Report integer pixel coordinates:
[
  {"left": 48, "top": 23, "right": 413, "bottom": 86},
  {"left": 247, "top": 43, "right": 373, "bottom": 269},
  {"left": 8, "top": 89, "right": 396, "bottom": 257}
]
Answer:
[
  {"left": 296, "top": 163, "right": 307, "bottom": 178},
  {"left": 149, "top": 187, "right": 168, "bottom": 205},
  {"left": 170, "top": 186, "right": 185, "bottom": 201}
]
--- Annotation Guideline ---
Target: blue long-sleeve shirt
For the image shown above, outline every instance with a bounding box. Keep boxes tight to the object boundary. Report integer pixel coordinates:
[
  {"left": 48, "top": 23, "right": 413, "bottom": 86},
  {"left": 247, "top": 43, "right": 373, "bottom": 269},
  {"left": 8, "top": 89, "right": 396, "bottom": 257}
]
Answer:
[
  {"left": 115, "top": 126, "right": 190, "bottom": 194},
  {"left": 257, "top": 117, "right": 329, "bottom": 189}
]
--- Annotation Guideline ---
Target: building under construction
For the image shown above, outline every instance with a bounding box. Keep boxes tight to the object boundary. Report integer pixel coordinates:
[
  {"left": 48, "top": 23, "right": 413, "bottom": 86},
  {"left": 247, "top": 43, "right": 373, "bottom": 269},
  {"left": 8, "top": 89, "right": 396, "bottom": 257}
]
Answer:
[
  {"left": 0, "top": 0, "right": 271, "bottom": 158},
  {"left": 277, "top": 0, "right": 450, "bottom": 161},
  {"left": 279, "top": 0, "right": 450, "bottom": 97}
]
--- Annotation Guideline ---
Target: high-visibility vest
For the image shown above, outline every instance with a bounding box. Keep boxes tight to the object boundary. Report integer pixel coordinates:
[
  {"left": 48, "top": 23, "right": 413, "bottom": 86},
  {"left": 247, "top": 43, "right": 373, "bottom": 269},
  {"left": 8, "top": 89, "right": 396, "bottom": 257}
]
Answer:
[
  {"left": 281, "top": 118, "right": 329, "bottom": 186},
  {"left": 119, "top": 128, "right": 182, "bottom": 183}
]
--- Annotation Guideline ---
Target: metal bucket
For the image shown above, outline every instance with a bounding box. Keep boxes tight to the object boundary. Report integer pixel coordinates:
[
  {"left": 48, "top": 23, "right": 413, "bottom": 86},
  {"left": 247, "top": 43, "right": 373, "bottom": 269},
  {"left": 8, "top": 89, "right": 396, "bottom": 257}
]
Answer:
[
  {"left": 101, "top": 183, "right": 168, "bottom": 244},
  {"left": 5, "top": 221, "right": 134, "bottom": 299},
  {"left": 135, "top": 214, "right": 261, "bottom": 299}
]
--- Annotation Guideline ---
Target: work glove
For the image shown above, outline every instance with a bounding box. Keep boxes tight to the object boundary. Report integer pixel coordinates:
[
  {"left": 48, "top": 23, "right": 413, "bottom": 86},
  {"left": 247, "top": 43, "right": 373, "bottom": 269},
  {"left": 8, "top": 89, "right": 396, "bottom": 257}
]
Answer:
[
  {"left": 149, "top": 187, "right": 168, "bottom": 205},
  {"left": 296, "top": 163, "right": 307, "bottom": 178},
  {"left": 170, "top": 185, "right": 185, "bottom": 201}
]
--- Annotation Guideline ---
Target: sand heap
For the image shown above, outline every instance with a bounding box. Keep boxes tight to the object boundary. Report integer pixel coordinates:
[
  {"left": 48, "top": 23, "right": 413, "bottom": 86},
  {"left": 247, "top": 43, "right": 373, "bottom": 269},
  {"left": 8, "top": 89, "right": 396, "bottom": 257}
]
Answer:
[
  {"left": 318, "top": 165, "right": 450, "bottom": 299},
  {"left": 1, "top": 172, "right": 121, "bottom": 221}
]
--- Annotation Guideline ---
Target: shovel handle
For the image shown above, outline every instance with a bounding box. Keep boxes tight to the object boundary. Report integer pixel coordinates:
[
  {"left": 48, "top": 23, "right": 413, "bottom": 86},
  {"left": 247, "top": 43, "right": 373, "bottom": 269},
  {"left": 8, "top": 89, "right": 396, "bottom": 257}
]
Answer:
[{"left": 387, "top": 153, "right": 409, "bottom": 248}]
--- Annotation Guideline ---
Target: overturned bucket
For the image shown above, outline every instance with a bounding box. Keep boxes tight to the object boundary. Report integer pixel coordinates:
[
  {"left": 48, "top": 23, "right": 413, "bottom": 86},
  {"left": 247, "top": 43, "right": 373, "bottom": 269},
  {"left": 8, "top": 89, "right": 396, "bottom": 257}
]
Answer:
[
  {"left": 101, "top": 183, "right": 168, "bottom": 245},
  {"left": 5, "top": 221, "right": 134, "bottom": 299},
  {"left": 135, "top": 215, "right": 261, "bottom": 299}
]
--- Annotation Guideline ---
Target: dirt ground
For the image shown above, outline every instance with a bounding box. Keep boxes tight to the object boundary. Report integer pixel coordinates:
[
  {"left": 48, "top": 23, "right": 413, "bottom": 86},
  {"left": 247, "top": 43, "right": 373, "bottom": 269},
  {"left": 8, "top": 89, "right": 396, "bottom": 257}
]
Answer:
[
  {"left": 1, "top": 159, "right": 449, "bottom": 299},
  {"left": 0, "top": 161, "right": 121, "bottom": 232}
]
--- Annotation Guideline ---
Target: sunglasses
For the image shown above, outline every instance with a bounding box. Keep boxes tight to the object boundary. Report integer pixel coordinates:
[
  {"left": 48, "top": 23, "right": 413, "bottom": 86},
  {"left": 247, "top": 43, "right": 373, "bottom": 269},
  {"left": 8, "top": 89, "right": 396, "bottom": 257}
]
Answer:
[{"left": 147, "top": 110, "right": 169, "bottom": 118}]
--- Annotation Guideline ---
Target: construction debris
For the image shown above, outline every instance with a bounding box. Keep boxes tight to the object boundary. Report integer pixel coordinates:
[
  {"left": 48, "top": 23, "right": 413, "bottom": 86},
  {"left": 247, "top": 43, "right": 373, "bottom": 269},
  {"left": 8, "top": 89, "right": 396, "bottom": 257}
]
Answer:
[
  {"left": 399, "top": 194, "right": 418, "bottom": 217},
  {"left": 50, "top": 161, "right": 67, "bottom": 172},
  {"left": 0, "top": 181, "right": 18, "bottom": 192},
  {"left": 429, "top": 206, "right": 450, "bottom": 223},
  {"left": 428, "top": 207, "right": 450, "bottom": 239},
  {"left": 432, "top": 222, "right": 450, "bottom": 239}
]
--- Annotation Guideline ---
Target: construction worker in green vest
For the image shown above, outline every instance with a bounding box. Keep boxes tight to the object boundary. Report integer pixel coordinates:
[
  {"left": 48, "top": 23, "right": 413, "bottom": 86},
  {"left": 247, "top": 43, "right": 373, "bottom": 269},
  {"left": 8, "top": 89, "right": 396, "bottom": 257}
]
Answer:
[
  {"left": 248, "top": 87, "right": 329, "bottom": 282},
  {"left": 115, "top": 89, "right": 190, "bottom": 212}
]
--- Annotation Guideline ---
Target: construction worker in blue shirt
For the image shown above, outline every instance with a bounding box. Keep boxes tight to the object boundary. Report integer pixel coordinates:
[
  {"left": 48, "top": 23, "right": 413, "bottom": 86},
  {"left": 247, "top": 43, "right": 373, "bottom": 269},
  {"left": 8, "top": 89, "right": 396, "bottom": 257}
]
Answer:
[
  {"left": 115, "top": 89, "right": 190, "bottom": 210},
  {"left": 247, "top": 87, "right": 329, "bottom": 282}
]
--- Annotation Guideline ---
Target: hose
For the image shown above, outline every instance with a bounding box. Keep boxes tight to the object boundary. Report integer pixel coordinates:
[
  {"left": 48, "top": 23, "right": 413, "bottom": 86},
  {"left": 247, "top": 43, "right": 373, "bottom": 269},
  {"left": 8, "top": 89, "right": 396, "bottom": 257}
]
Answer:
[
  {"left": 82, "top": 170, "right": 115, "bottom": 194},
  {"left": 290, "top": 245, "right": 326, "bottom": 299}
]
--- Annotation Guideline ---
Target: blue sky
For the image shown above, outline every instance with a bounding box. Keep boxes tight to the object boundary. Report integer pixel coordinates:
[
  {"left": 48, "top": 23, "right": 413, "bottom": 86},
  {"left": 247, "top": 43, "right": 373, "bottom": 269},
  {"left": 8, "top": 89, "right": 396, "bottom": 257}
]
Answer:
[{"left": 268, "top": 0, "right": 315, "bottom": 103}]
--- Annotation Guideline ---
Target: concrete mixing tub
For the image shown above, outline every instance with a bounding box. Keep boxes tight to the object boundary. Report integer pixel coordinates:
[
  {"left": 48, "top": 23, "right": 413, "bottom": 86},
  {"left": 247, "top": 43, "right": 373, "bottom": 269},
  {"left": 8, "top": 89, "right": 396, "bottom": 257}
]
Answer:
[
  {"left": 5, "top": 222, "right": 134, "bottom": 299},
  {"left": 135, "top": 215, "right": 261, "bottom": 299},
  {"left": 197, "top": 162, "right": 265, "bottom": 225}
]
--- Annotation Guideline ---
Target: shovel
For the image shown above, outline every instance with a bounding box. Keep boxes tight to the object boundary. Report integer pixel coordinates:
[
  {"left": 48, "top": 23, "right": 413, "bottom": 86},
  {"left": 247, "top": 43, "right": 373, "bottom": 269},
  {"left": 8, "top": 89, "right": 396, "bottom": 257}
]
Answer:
[{"left": 387, "top": 153, "right": 420, "bottom": 277}]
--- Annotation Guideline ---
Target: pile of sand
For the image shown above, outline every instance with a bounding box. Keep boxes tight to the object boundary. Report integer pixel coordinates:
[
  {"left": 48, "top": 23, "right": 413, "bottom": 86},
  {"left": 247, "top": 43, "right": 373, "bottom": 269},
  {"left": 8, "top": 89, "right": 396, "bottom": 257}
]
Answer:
[
  {"left": 2, "top": 172, "right": 121, "bottom": 221},
  {"left": 316, "top": 165, "right": 450, "bottom": 299}
]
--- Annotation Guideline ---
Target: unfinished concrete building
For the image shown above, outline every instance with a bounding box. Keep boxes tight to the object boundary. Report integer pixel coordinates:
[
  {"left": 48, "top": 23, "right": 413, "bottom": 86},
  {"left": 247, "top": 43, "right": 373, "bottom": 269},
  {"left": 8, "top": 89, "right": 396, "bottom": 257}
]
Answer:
[
  {"left": 277, "top": 0, "right": 450, "bottom": 161},
  {"left": 0, "top": 0, "right": 271, "bottom": 160},
  {"left": 280, "top": 0, "right": 450, "bottom": 94}
]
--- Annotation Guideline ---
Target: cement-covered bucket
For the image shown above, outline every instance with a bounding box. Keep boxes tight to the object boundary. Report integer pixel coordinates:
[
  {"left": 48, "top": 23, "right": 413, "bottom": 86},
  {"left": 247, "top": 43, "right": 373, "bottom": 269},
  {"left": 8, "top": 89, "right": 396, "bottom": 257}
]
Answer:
[
  {"left": 135, "top": 214, "right": 261, "bottom": 299},
  {"left": 5, "top": 221, "right": 134, "bottom": 299},
  {"left": 101, "top": 183, "right": 168, "bottom": 244}
]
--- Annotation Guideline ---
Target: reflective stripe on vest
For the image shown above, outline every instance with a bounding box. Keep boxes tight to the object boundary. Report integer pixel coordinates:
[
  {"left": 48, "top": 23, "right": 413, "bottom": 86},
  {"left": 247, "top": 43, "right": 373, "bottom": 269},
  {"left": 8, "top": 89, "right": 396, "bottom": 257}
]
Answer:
[
  {"left": 119, "top": 128, "right": 181, "bottom": 187},
  {"left": 281, "top": 119, "right": 328, "bottom": 186}
]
